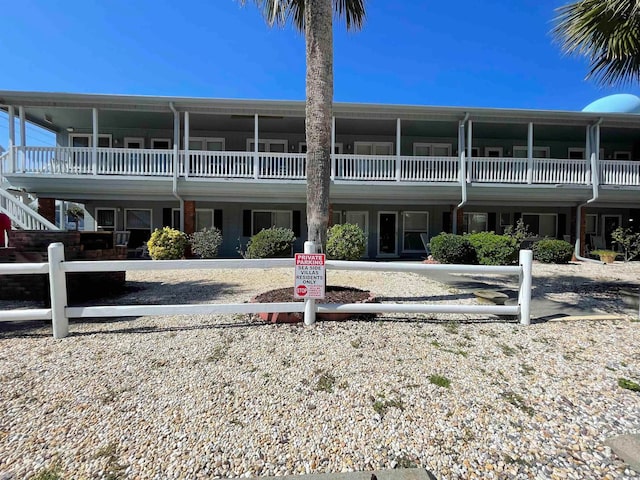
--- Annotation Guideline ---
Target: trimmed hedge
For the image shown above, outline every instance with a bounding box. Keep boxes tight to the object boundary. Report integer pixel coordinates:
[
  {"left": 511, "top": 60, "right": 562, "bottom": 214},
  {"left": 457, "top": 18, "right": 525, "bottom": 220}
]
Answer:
[
  {"left": 533, "top": 239, "right": 573, "bottom": 264},
  {"left": 189, "top": 227, "right": 223, "bottom": 259},
  {"left": 147, "top": 227, "right": 188, "bottom": 260},
  {"left": 429, "top": 233, "right": 477, "bottom": 264},
  {"left": 245, "top": 227, "right": 296, "bottom": 259},
  {"left": 466, "top": 232, "right": 518, "bottom": 265},
  {"left": 326, "top": 223, "right": 367, "bottom": 260}
]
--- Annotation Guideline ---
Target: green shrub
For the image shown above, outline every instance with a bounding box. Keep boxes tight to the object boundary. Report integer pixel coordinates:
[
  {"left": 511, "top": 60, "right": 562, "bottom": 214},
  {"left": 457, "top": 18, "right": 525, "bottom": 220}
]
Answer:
[
  {"left": 503, "top": 218, "right": 534, "bottom": 249},
  {"left": 147, "top": 227, "right": 188, "bottom": 260},
  {"left": 533, "top": 239, "right": 573, "bottom": 264},
  {"left": 326, "top": 223, "right": 366, "bottom": 260},
  {"left": 429, "top": 233, "right": 477, "bottom": 264},
  {"left": 189, "top": 227, "right": 223, "bottom": 259},
  {"left": 245, "top": 227, "right": 296, "bottom": 259},
  {"left": 466, "top": 232, "right": 518, "bottom": 265}
]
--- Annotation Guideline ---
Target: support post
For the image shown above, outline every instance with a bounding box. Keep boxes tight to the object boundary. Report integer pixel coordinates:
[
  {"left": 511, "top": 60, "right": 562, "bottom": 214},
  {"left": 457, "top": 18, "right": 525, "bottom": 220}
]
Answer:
[
  {"left": 184, "top": 111, "right": 190, "bottom": 178},
  {"left": 92, "top": 107, "right": 98, "bottom": 175},
  {"left": 527, "top": 122, "right": 533, "bottom": 184},
  {"left": 466, "top": 119, "right": 473, "bottom": 182},
  {"left": 518, "top": 249, "right": 533, "bottom": 325},
  {"left": 396, "top": 118, "right": 401, "bottom": 181},
  {"left": 19, "top": 106, "right": 26, "bottom": 172},
  {"left": 303, "top": 241, "right": 317, "bottom": 326},
  {"left": 253, "top": 113, "right": 259, "bottom": 179},
  {"left": 8, "top": 106, "right": 15, "bottom": 172},
  {"left": 48, "top": 242, "right": 69, "bottom": 338},
  {"left": 331, "top": 116, "right": 336, "bottom": 180}
]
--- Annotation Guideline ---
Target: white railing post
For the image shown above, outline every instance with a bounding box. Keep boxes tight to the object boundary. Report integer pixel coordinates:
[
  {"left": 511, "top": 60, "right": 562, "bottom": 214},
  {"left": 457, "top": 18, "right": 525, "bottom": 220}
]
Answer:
[
  {"left": 527, "top": 122, "right": 533, "bottom": 184},
  {"left": 396, "top": 118, "right": 401, "bottom": 181},
  {"left": 48, "top": 242, "right": 69, "bottom": 338},
  {"left": 518, "top": 249, "right": 533, "bottom": 325},
  {"left": 304, "top": 241, "right": 317, "bottom": 326},
  {"left": 254, "top": 114, "right": 259, "bottom": 179}
]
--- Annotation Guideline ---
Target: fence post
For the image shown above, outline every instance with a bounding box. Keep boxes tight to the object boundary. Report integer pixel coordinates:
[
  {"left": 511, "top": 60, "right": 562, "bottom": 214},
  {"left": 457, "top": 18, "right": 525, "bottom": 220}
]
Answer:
[
  {"left": 48, "top": 242, "right": 69, "bottom": 338},
  {"left": 518, "top": 249, "right": 533, "bottom": 325},
  {"left": 303, "top": 241, "right": 316, "bottom": 326}
]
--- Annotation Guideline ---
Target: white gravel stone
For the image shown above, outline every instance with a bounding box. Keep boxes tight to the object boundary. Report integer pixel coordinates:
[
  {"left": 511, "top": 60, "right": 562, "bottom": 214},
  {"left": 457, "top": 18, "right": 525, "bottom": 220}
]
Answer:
[{"left": 0, "top": 262, "right": 639, "bottom": 479}]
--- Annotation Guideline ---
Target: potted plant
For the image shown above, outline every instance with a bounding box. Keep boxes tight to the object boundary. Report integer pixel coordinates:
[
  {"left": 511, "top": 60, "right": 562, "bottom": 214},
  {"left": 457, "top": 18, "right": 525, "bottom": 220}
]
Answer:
[{"left": 591, "top": 249, "right": 619, "bottom": 264}]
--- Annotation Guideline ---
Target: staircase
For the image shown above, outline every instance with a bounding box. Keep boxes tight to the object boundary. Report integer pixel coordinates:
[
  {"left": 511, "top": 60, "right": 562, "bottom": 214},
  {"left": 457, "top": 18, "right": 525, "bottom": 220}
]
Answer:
[{"left": 0, "top": 151, "right": 59, "bottom": 231}]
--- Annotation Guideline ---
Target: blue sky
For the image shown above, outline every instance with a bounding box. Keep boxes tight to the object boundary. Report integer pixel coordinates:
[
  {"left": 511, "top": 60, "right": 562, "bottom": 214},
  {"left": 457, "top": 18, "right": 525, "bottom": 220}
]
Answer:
[{"left": 0, "top": 0, "right": 637, "bottom": 113}]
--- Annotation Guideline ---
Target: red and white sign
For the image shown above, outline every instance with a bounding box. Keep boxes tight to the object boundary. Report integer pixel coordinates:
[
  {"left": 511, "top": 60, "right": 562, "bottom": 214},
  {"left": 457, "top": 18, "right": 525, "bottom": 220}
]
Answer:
[{"left": 294, "top": 253, "right": 326, "bottom": 299}]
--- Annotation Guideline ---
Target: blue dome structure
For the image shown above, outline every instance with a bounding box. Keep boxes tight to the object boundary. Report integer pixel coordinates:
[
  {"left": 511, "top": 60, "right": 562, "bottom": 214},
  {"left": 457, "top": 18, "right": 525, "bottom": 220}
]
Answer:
[{"left": 582, "top": 94, "right": 640, "bottom": 114}]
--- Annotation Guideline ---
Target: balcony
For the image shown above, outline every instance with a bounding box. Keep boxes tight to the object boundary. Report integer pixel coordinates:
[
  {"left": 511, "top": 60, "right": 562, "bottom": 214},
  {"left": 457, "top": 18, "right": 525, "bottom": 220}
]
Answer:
[{"left": 4, "top": 146, "right": 640, "bottom": 187}]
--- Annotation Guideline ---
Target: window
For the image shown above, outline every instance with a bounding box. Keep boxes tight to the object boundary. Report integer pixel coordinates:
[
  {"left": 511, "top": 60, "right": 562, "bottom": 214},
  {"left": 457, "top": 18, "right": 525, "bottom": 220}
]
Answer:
[
  {"left": 500, "top": 212, "right": 511, "bottom": 227},
  {"left": 470, "top": 147, "right": 480, "bottom": 157},
  {"left": 252, "top": 210, "right": 292, "bottom": 235},
  {"left": 354, "top": 142, "right": 393, "bottom": 155},
  {"left": 462, "top": 213, "right": 488, "bottom": 234},
  {"left": 331, "top": 210, "right": 369, "bottom": 256},
  {"left": 513, "top": 146, "right": 550, "bottom": 158},
  {"left": 614, "top": 151, "right": 631, "bottom": 160},
  {"left": 246, "top": 139, "right": 288, "bottom": 152},
  {"left": 484, "top": 147, "right": 503, "bottom": 157},
  {"left": 125, "top": 209, "right": 152, "bottom": 249},
  {"left": 586, "top": 214, "right": 597, "bottom": 235},
  {"left": 403, "top": 211, "right": 429, "bottom": 252},
  {"left": 413, "top": 143, "right": 451, "bottom": 156},
  {"left": 299, "top": 142, "right": 343, "bottom": 154},
  {"left": 96, "top": 208, "right": 116, "bottom": 231},
  {"left": 568, "top": 148, "right": 585, "bottom": 160},
  {"left": 124, "top": 137, "right": 144, "bottom": 149},
  {"left": 189, "top": 137, "right": 225, "bottom": 151},
  {"left": 69, "top": 134, "right": 112, "bottom": 147},
  {"left": 151, "top": 138, "right": 171, "bottom": 149},
  {"left": 522, "top": 213, "right": 557, "bottom": 238}
]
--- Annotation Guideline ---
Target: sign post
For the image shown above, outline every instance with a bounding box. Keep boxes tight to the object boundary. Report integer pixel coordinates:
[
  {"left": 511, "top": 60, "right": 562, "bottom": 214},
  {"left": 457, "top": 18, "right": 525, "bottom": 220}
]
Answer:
[{"left": 295, "top": 241, "right": 325, "bottom": 325}]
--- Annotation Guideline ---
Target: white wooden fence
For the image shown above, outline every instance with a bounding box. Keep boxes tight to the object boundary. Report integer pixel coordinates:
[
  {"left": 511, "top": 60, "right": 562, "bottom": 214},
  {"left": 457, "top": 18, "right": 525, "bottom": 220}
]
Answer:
[{"left": 0, "top": 243, "right": 533, "bottom": 338}]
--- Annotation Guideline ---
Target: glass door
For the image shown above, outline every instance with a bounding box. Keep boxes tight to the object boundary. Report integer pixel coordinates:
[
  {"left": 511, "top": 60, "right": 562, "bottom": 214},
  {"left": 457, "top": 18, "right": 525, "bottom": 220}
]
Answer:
[{"left": 378, "top": 212, "right": 398, "bottom": 256}]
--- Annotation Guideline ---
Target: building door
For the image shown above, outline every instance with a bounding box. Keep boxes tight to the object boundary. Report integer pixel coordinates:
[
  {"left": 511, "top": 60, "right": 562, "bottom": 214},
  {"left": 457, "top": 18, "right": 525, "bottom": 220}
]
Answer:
[
  {"left": 378, "top": 212, "right": 398, "bottom": 256},
  {"left": 602, "top": 215, "right": 622, "bottom": 249}
]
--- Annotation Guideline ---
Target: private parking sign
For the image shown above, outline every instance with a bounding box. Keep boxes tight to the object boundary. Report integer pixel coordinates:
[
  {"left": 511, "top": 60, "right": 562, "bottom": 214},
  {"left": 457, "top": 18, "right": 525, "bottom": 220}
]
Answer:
[{"left": 294, "top": 253, "right": 326, "bottom": 299}]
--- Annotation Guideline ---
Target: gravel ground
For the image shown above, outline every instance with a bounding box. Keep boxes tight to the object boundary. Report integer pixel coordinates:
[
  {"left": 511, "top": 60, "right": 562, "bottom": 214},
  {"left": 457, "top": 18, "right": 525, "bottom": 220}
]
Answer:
[{"left": 0, "top": 261, "right": 639, "bottom": 479}]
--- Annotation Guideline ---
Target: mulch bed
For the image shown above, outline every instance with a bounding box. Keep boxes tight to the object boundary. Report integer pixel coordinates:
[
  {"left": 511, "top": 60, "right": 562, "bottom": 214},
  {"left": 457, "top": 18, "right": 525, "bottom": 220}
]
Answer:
[
  {"left": 252, "top": 286, "right": 375, "bottom": 323},
  {"left": 253, "top": 285, "right": 372, "bottom": 303}
]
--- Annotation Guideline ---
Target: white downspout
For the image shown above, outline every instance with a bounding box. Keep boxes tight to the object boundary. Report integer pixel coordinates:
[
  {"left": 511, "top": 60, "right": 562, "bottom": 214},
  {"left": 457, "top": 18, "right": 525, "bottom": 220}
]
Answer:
[
  {"left": 169, "top": 102, "right": 184, "bottom": 232},
  {"left": 452, "top": 113, "right": 469, "bottom": 234},
  {"left": 575, "top": 119, "right": 603, "bottom": 264}
]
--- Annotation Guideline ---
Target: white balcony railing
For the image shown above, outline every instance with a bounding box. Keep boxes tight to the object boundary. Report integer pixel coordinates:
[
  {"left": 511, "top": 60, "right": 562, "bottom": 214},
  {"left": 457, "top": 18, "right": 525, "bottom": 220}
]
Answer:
[
  {"left": 400, "top": 156, "right": 458, "bottom": 182},
  {"left": 6, "top": 146, "right": 640, "bottom": 187},
  {"left": 600, "top": 160, "right": 640, "bottom": 186},
  {"left": 470, "top": 157, "right": 528, "bottom": 183}
]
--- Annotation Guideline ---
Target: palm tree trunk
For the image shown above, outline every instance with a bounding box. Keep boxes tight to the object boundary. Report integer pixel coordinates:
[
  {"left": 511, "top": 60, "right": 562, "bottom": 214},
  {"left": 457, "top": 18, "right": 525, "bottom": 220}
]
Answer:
[{"left": 304, "top": 0, "right": 333, "bottom": 249}]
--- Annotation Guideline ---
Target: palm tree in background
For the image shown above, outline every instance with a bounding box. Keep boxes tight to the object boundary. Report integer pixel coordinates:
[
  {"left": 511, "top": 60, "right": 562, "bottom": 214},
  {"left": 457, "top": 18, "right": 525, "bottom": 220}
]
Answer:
[
  {"left": 240, "top": 0, "right": 365, "bottom": 248},
  {"left": 552, "top": 0, "right": 640, "bottom": 86}
]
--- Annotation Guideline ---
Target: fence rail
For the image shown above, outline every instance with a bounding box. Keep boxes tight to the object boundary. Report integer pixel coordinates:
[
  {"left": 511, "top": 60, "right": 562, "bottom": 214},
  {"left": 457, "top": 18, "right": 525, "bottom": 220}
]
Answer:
[{"left": 0, "top": 243, "right": 533, "bottom": 338}]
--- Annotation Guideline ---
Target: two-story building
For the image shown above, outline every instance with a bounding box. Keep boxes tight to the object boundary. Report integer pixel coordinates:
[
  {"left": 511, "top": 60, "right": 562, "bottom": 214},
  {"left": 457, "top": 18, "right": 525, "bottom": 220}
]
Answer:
[{"left": 1, "top": 90, "right": 639, "bottom": 258}]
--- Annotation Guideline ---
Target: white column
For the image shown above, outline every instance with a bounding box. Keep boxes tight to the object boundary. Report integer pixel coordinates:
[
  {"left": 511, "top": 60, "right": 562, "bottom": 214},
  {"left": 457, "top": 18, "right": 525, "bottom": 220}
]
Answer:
[
  {"left": 330, "top": 116, "right": 335, "bottom": 180},
  {"left": 527, "top": 122, "right": 533, "bottom": 184},
  {"left": 585, "top": 124, "right": 592, "bottom": 185},
  {"left": 395, "top": 118, "right": 401, "bottom": 181},
  {"left": 19, "top": 106, "right": 26, "bottom": 147},
  {"left": 593, "top": 123, "right": 601, "bottom": 187},
  {"left": 253, "top": 113, "right": 259, "bottom": 179},
  {"left": 92, "top": 108, "right": 98, "bottom": 175},
  {"left": 8, "top": 106, "right": 15, "bottom": 172},
  {"left": 184, "top": 111, "right": 190, "bottom": 177},
  {"left": 466, "top": 120, "right": 473, "bottom": 182}
]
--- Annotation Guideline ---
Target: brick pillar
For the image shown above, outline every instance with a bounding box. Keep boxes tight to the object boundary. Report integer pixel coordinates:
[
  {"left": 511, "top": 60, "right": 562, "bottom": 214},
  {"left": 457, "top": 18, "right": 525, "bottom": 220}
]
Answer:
[
  {"left": 38, "top": 198, "right": 56, "bottom": 226},
  {"left": 184, "top": 200, "right": 196, "bottom": 235},
  {"left": 456, "top": 207, "right": 464, "bottom": 234},
  {"left": 328, "top": 203, "right": 334, "bottom": 227}
]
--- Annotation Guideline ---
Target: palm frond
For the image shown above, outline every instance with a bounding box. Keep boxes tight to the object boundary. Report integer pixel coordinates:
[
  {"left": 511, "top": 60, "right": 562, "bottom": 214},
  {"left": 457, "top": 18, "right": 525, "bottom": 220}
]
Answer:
[
  {"left": 239, "top": 0, "right": 365, "bottom": 31},
  {"left": 552, "top": 0, "right": 640, "bottom": 86}
]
